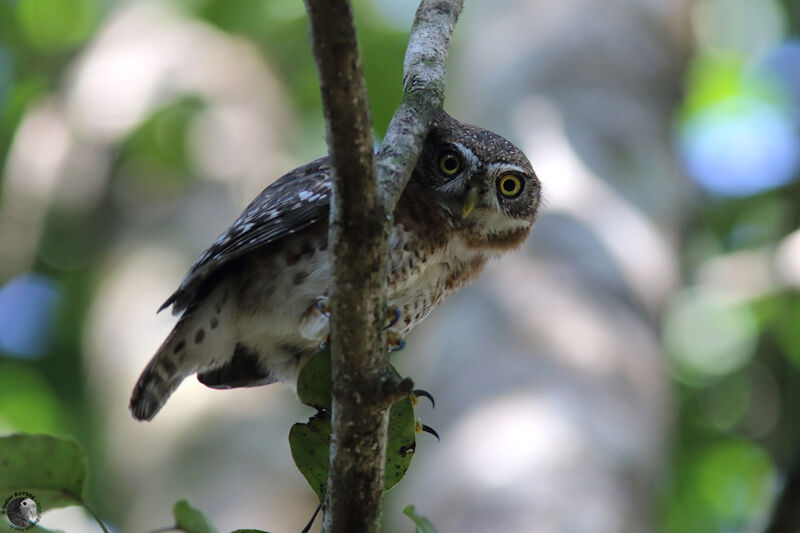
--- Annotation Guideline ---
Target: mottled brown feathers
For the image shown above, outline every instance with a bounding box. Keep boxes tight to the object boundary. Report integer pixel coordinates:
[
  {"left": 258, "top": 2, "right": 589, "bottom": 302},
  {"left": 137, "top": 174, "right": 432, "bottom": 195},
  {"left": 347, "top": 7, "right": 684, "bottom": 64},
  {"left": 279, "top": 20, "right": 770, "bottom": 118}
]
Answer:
[{"left": 444, "top": 255, "right": 487, "bottom": 291}]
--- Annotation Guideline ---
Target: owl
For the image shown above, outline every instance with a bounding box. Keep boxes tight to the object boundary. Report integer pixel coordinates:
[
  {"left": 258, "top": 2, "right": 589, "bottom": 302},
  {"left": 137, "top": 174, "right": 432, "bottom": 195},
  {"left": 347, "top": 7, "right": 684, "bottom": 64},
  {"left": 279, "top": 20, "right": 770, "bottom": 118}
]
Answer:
[{"left": 130, "top": 109, "right": 540, "bottom": 421}]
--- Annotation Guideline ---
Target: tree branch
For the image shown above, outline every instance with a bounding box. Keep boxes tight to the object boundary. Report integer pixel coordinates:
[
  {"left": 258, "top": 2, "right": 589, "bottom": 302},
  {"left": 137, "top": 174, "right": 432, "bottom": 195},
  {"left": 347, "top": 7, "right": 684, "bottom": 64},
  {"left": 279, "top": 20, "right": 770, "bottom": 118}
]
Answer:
[
  {"left": 302, "top": 1, "right": 462, "bottom": 532},
  {"left": 378, "top": 0, "right": 463, "bottom": 210},
  {"left": 304, "top": 2, "right": 390, "bottom": 532}
]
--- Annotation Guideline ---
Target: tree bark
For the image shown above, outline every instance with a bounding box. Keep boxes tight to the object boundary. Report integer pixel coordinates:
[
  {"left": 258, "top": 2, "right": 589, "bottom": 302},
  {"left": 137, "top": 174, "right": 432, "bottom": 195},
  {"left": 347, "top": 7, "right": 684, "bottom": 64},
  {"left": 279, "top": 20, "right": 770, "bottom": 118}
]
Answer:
[{"left": 302, "top": 1, "right": 462, "bottom": 531}]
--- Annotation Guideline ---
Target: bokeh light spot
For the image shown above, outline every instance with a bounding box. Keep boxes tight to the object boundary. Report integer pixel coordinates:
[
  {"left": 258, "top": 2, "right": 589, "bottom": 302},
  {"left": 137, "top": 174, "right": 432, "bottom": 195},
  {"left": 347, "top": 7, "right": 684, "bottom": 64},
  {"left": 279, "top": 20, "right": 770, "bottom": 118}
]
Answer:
[
  {"left": 15, "top": 0, "right": 98, "bottom": 51},
  {"left": 681, "top": 99, "right": 800, "bottom": 196},
  {"left": 703, "top": 372, "right": 750, "bottom": 430},
  {"left": 692, "top": 441, "right": 774, "bottom": 524},
  {"left": 663, "top": 288, "right": 757, "bottom": 383},
  {"left": 0, "top": 273, "right": 61, "bottom": 359},
  {"left": 0, "top": 364, "right": 64, "bottom": 434},
  {"left": 692, "top": 0, "right": 785, "bottom": 59},
  {"left": 762, "top": 39, "right": 800, "bottom": 110}
]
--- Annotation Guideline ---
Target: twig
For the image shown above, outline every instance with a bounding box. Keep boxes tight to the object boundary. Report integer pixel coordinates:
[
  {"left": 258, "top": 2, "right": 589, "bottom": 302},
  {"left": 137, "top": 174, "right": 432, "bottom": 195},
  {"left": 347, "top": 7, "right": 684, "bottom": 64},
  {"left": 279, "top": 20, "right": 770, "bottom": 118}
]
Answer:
[
  {"left": 301, "top": 502, "right": 324, "bottom": 533},
  {"left": 60, "top": 495, "right": 110, "bottom": 533},
  {"left": 80, "top": 501, "right": 110, "bottom": 533},
  {"left": 302, "top": 1, "right": 462, "bottom": 532}
]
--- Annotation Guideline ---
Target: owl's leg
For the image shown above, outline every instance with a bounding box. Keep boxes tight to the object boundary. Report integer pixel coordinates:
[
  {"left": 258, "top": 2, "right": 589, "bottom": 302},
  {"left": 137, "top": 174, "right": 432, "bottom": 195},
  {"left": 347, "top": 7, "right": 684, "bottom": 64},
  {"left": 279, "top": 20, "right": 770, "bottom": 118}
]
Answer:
[
  {"left": 385, "top": 303, "right": 406, "bottom": 351},
  {"left": 386, "top": 330, "right": 406, "bottom": 352},
  {"left": 301, "top": 296, "right": 406, "bottom": 351},
  {"left": 386, "top": 306, "right": 402, "bottom": 328},
  {"left": 298, "top": 296, "right": 331, "bottom": 346}
]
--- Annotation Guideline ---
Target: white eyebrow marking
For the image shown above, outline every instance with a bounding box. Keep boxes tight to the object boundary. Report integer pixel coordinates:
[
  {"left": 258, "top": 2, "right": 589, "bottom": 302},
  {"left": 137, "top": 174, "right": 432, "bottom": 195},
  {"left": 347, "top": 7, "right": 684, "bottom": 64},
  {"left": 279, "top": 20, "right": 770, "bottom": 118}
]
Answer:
[
  {"left": 452, "top": 142, "right": 480, "bottom": 170},
  {"left": 487, "top": 162, "right": 527, "bottom": 177}
]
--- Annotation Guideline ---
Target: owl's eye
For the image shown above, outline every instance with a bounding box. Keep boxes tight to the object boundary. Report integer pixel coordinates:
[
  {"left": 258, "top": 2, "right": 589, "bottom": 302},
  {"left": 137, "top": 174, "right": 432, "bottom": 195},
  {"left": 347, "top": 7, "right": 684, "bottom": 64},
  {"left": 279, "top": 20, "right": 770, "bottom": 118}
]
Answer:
[
  {"left": 498, "top": 174, "right": 523, "bottom": 197},
  {"left": 438, "top": 152, "right": 461, "bottom": 175}
]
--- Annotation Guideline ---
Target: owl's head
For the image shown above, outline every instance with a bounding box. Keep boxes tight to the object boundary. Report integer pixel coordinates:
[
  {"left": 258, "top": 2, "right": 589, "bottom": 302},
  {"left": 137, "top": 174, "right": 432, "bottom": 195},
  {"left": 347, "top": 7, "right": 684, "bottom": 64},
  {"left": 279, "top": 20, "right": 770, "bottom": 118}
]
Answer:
[{"left": 412, "top": 110, "right": 540, "bottom": 243}]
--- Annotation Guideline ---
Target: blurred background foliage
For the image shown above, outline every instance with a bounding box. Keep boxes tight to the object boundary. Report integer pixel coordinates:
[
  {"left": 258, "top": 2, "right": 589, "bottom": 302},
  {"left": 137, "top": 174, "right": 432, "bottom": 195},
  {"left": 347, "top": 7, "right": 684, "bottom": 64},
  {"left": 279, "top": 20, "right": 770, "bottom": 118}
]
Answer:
[{"left": 1, "top": 0, "right": 800, "bottom": 532}]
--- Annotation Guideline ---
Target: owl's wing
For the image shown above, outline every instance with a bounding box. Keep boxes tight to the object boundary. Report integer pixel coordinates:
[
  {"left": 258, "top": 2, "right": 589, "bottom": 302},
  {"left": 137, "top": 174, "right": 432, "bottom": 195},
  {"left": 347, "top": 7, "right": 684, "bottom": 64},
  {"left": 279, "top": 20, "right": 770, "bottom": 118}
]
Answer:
[{"left": 161, "top": 157, "right": 332, "bottom": 314}]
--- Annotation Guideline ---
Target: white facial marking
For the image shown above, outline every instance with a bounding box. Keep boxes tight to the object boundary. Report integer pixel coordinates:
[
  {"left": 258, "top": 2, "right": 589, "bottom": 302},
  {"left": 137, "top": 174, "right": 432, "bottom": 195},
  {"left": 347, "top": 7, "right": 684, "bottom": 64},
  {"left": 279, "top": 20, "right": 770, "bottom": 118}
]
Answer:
[
  {"left": 452, "top": 142, "right": 480, "bottom": 171},
  {"left": 487, "top": 162, "right": 527, "bottom": 177}
]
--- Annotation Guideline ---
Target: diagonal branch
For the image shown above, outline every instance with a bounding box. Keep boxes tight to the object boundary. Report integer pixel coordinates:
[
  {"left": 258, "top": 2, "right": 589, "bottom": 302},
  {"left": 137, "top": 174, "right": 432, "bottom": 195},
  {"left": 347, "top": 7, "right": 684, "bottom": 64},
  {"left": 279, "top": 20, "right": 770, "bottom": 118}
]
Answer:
[
  {"left": 379, "top": 0, "right": 464, "bottom": 210},
  {"left": 302, "top": 1, "right": 462, "bottom": 532}
]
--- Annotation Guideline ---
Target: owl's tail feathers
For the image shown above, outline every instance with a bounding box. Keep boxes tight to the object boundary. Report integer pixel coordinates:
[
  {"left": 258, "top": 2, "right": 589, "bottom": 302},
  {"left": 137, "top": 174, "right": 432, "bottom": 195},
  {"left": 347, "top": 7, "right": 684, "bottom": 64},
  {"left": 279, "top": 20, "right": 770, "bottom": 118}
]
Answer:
[
  {"left": 129, "top": 355, "right": 187, "bottom": 421},
  {"left": 129, "top": 318, "right": 213, "bottom": 421},
  {"left": 129, "top": 324, "right": 197, "bottom": 421},
  {"left": 131, "top": 283, "right": 237, "bottom": 421}
]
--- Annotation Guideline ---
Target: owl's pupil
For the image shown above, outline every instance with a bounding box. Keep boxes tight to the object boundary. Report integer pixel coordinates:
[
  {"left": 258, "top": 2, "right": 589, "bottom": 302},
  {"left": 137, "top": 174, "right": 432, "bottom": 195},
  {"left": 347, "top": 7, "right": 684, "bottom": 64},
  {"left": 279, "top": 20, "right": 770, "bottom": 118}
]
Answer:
[
  {"left": 444, "top": 157, "right": 457, "bottom": 171},
  {"left": 503, "top": 180, "right": 515, "bottom": 192}
]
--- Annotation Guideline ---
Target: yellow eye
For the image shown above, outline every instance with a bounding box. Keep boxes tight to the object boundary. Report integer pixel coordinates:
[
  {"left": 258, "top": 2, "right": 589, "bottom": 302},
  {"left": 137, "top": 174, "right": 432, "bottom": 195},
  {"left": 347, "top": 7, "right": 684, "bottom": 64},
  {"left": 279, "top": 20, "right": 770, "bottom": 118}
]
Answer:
[
  {"left": 439, "top": 152, "right": 461, "bottom": 175},
  {"left": 498, "top": 174, "right": 523, "bottom": 197}
]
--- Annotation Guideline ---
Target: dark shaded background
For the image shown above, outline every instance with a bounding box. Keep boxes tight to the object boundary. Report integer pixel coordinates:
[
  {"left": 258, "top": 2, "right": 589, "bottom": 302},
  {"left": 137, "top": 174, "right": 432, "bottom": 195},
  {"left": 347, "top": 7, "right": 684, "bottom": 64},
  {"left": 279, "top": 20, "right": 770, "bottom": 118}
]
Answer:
[{"left": 1, "top": 0, "right": 800, "bottom": 531}]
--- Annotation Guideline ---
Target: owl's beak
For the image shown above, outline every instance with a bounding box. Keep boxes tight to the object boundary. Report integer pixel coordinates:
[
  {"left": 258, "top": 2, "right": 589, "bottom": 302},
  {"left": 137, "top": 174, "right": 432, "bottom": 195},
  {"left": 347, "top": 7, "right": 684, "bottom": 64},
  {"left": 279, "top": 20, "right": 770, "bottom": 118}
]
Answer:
[{"left": 462, "top": 186, "right": 480, "bottom": 218}]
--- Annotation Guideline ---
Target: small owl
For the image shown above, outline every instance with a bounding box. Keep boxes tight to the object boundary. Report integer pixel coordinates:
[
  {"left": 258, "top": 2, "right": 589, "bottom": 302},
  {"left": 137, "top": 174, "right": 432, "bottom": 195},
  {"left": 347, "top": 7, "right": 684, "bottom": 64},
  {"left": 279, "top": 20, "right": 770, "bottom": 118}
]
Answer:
[{"left": 130, "top": 110, "right": 540, "bottom": 421}]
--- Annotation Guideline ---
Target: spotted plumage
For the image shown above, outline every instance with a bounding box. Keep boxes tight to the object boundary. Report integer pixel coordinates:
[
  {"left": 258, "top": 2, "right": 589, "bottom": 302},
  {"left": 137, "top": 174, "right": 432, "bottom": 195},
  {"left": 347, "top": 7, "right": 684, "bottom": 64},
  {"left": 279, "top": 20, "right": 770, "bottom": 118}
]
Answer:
[{"left": 130, "top": 110, "right": 541, "bottom": 421}]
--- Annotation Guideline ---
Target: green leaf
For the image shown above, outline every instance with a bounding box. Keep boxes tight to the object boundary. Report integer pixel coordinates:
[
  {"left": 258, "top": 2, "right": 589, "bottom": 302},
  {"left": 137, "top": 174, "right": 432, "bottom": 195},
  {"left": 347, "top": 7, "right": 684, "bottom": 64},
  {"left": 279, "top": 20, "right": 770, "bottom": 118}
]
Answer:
[
  {"left": 295, "top": 351, "right": 332, "bottom": 411},
  {"left": 290, "top": 353, "right": 418, "bottom": 499},
  {"left": 384, "top": 397, "right": 416, "bottom": 491},
  {"left": 402, "top": 505, "right": 438, "bottom": 533},
  {"left": 289, "top": 412, "right": 331, "bottom": 501},
  {"left": 173, "top": 499, "right": 219, "bottom": 533},
  {"left": 0, "top": 434, "right": 86, "bottom": 510}
]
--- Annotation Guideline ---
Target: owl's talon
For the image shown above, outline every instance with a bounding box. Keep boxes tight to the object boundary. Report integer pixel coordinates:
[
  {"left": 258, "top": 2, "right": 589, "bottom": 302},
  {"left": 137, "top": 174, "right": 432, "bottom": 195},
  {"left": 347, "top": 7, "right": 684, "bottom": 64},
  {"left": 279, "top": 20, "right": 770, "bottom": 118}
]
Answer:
[
  {"left": 386, "top": 306, "right": 402, "bottom": 329},
  {"left": 387, "top": 331, "right": 405, "bottom": 352},
  {"left": 412, "top": 389, "right": 435, "bottom": 409},
  {"left": 421, "top": 424, "right": 440, "bottom": 441},
  {"left": 415, "top": 420, "right": 440, "bottom": 441}
]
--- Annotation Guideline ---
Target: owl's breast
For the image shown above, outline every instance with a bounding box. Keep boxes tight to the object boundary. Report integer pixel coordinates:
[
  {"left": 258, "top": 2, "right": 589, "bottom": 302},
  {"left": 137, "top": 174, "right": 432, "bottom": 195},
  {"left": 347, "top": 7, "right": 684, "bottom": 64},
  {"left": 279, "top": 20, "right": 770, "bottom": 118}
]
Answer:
[{"left": 386, "top": 224, "right": 487, "bottom": 335}]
